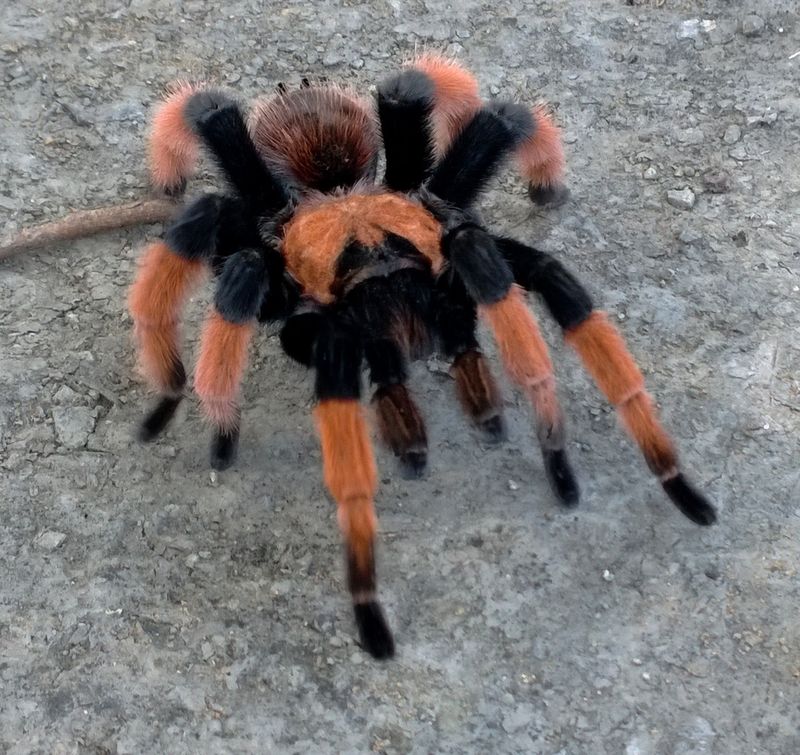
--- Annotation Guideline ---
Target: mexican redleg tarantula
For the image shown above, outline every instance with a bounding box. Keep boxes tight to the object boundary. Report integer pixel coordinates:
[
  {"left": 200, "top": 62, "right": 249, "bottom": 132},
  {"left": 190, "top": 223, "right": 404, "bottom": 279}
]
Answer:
[{"left": 128, "top": 54, "right": 717, "bottom": 659}]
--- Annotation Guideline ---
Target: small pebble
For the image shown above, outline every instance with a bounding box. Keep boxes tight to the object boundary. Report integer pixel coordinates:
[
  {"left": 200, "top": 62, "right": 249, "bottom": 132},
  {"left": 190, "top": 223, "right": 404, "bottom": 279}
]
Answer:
[
  {"left": 723, "top": 125, "right": 741, "bottom": 144},
  {"left": 746, "top": 111, "right": 777, "bottom": 127},
  {"left": 426, "top": 356, "right": 451, "bottom": 376},
  {"left": 666, "top": 187, "right": 696, "bottom": 210},
  {"left": 35, "top": 530, "right": 67, "bottom": 550},
  {"left": 52, "top": 407, "right": 96, "bottom": 448},
  {"left": 741, "top": 15, "right": 765, "bottom": 37},
  {"left": 677, "top": 19, "right": 701, "bottom": 40},
  {"left": 678, "top": 228, "right": 703, "bottom": 245},
  {"left": 52, "top": 385, "right": 79, "bottom": 404},
  {"left": 676, "top": 127, "right": 705, "bottom": 145},
  {"left": 677, "top": 19, "right": 716, "bottom": 41}
]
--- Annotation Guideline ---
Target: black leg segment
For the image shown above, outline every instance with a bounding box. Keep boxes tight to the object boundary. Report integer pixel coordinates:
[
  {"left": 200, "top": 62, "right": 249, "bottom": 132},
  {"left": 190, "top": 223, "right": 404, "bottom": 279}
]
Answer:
[
  {"left": 314, "top": 320, "right": 363, "bottom": 401},
  {"left": 184, "top": 89, "right": 289, "bottom": 213},
  {"left": 138, "top": 395, "right": 183, "bottom": 442},
  {"left": 377, "top": 69, "right": 436, "bottom": 192},
  {"left": 211, "top": 424, "right": 240, "bottom": 471},
  {"left": 427, "top": 103, "right": 533, "bottom": 208},
  {"left": 662, "top": 474, "right": 717, "bottom": 526},
  {"left": 214, "top": 249, "right": 269, "bottom": 323},
  {"left": 494, "top": 236, "right": 593, "bottom": 330},
  {"left": 444, "top": 226, "right": 514, "bottom": 304},
  {"left": 353, "top": 601, "right": 395, "bottom": 660}
]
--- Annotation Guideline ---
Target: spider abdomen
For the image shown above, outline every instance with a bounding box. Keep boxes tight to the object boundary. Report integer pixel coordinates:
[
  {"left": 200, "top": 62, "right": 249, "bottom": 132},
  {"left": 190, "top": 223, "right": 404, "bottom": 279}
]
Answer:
[{"left": 249, "top": 86, "right": 380, "bottom": 192}]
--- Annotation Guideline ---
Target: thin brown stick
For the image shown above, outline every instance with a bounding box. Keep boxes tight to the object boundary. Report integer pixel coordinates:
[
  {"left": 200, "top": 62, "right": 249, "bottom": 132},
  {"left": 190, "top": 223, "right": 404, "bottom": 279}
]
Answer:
[{"left": 0, "top": 198, "right": 178, "bottom": 259}]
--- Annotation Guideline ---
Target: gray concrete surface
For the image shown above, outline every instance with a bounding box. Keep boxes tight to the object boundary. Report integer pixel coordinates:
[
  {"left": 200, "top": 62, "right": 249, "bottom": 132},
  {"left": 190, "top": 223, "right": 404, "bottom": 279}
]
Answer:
[{"left": 1, "top": 0, "right": 799, "bottom": 752}]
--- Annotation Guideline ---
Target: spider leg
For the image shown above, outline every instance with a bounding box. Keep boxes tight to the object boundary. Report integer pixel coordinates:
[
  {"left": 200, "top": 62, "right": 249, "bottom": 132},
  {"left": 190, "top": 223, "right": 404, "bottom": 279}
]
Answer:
[
  {"left": 344, "top": 265, "right": 433, "bottom": 478},
  {"left": 313, "top": 318, "right": 394, "bottom": 659},
  {"left": 148, "top": 82, "right": 203, "bottom": 196},
  {"left": 129, "top": 193, "right": 276, "bottom": 448},
  {"left": 443, "top": 225, "right": 579, "bottom": 505},
  {"left": 127, "top": 195, "right": 230, "bottom": 439},
  {"left": 407, "top": 53, "right": 568, "bottom": 204},
  {"left": 184, "top": 89, "right": 289, "bottom": 212},
  {"left": 406, "top": 53, "right": 482, "bottom": 158},
  {"left": 194, "top": 247, "right": 272, "bottom": 470},
  {"left": 435, "top": 270, "right": 505, "bottom": 442},
  {"left": 366, "top": 339, "right": 428, "bottom": 479},
  {"left": 427, "top": 102, "right": 535, "bottom": 209},
  {"left": 376, "top": 69, "right": 437, "bottom": 191},
  {"left": 148, "top": 82, "right": 290, "bottom": 213},
  {"left": 521, "top": 105, "right": 569, "bottom": 207},
  {"left": 128, "top": 239, "right": 205, "bottom": 439},
  {"left": 496, "top": 236, "right": 717, "bottom": 525}
]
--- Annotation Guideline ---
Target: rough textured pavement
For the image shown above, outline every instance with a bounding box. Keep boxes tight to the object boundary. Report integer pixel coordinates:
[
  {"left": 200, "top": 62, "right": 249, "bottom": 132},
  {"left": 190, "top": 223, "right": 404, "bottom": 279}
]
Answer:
[{"left": 1, "top": 1, "right": 799, "bottom": 752}]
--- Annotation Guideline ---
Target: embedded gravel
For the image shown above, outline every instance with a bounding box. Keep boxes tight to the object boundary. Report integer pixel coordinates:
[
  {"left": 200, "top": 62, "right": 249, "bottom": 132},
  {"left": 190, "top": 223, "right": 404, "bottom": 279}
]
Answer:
[{"left": 1, "top": 1, "right": 799, "bottom": 753}]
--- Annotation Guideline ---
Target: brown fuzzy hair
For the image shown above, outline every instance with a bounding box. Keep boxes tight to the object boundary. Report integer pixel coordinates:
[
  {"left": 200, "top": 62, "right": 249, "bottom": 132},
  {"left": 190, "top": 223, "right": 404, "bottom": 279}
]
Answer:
[{"left": 248, "top": 86, "right": 380, "bottom": 192}]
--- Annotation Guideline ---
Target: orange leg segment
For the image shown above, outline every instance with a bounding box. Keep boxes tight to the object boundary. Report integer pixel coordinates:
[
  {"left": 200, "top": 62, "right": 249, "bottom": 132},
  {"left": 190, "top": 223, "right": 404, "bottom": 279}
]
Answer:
[
  {"left": 128, "top": 240, "right": 205, "bottom": 394},
  {"left": 314, "top": 398, "right": 394, "bottom": 658},
  {"left": 148, "top": 82, "right": 202, "bottom": 194},
  {"left": 519, "top": 104, "right": 568, "bottom": 205},
  {"left": 481, "top": 286, "right": 564, "bottom": 449},
  {"left": 480, "top": 286, "right": 579, "bottom": 503},
  {"left": 410, "top": 53, "right": 482, "bottom": 157},
  {"left": 194, "top": 310, "right": 254, "bottom": 431},
  {"left": 564, "top": 311, "right": 677, "bottom": 478},
  {"left": 128, "top": 240, "right": 205, "bottom": 441},
  {"left": 192, "top": 309, "right": 255, "bottom": 470},
  {"left": 565, "top": 311, "right": 716, "bottom": 525}
]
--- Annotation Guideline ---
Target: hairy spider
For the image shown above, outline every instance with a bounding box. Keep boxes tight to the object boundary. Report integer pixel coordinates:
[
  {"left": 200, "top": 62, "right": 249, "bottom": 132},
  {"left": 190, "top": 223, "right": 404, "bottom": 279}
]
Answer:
[{"left": 128, "top": 55, "right": 717, "bottom": 659}]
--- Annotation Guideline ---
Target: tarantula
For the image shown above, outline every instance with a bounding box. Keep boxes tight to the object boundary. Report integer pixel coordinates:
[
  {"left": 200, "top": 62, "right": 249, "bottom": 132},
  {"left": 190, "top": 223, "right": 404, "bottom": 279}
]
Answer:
[{"left": 128, "top": 55, "right": 717, "bottom": 659}]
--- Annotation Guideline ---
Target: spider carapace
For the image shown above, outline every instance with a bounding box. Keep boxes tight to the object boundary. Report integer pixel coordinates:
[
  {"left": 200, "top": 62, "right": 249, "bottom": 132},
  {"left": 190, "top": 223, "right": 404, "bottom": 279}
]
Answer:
[{"left": 128, "top": 54, "right": 717, "bottom": 659}]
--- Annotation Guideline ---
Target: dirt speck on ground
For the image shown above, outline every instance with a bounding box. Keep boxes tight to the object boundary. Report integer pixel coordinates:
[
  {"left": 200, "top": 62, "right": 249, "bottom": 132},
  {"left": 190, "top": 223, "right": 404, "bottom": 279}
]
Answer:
[{"left": 1, "top": 1, "right": 799, "bottom": 753}]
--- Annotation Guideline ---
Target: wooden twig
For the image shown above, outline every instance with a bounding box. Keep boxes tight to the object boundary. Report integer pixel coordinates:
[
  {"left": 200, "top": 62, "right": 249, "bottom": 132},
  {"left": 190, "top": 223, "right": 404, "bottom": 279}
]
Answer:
[{"left": 0, "top": 197, "right": 177, "bottom": 259}]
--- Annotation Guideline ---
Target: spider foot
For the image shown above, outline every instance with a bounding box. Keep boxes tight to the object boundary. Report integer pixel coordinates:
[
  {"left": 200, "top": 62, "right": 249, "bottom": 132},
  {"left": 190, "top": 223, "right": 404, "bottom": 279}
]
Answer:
[
  {"left": 399, "top": 448, "right": 427, "bottom": 479},
  {"left": 354, "top": 600, "right": 395, "bottom": 660},
  {"left": 210, "top": 427, "right": 239, "bottom": 471},
  {"left": 478, "top": 412, "right": 507, "bottom": 444},
  {"left": 138, "top": 395, "right": 183, "bottom": 442},
  {"left": 528, "top": 183, "right": 570, "bottom": 208},
  {"left": 662, "top": 474, "right": 717, "bottom": 526},
  {"left": 161, "top": 176, "right": 187, "bottom": 199},
  {"left": 543, "top": 449, "right": 580, "bottom": 506}
]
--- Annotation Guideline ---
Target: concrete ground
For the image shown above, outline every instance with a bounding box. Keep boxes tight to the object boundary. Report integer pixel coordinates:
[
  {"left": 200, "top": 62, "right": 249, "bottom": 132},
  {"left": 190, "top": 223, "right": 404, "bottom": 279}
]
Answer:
[{"left": 1, "top": 0, "right": 799, "bottom": 752}]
